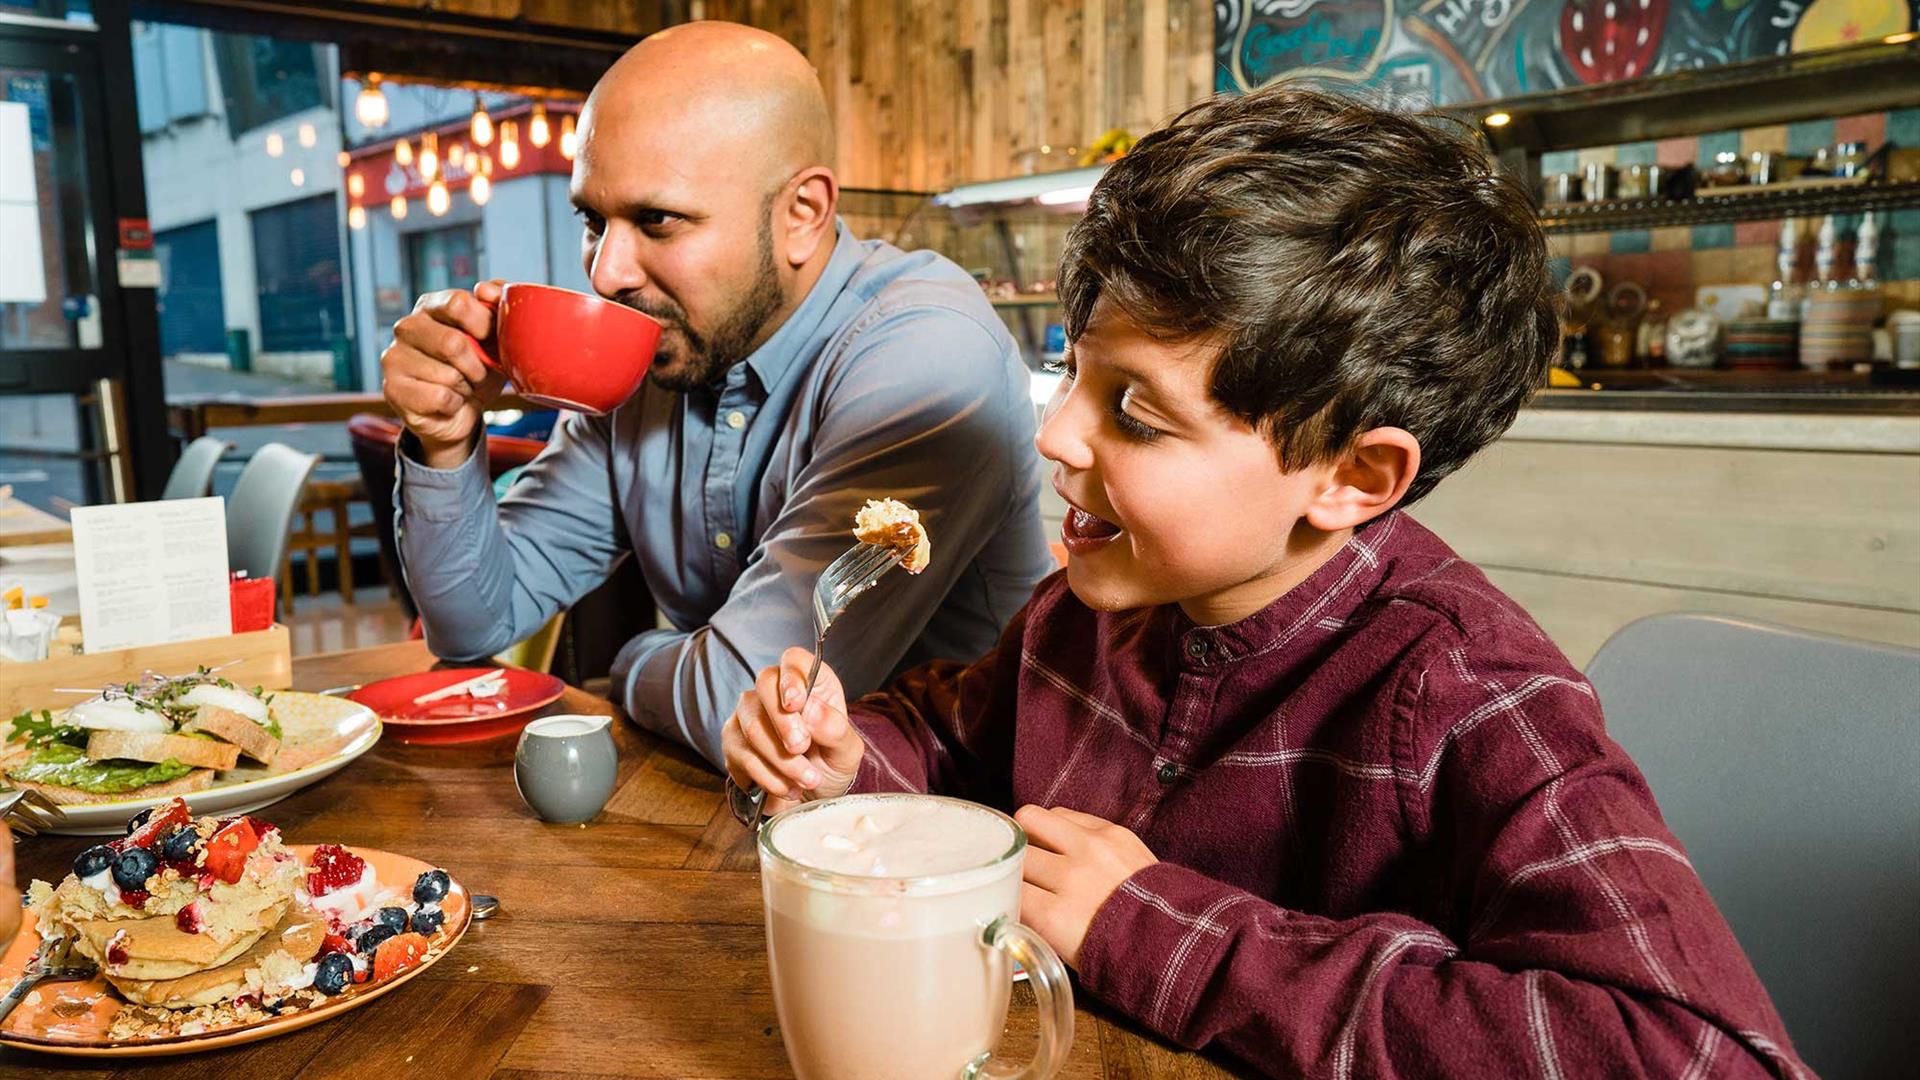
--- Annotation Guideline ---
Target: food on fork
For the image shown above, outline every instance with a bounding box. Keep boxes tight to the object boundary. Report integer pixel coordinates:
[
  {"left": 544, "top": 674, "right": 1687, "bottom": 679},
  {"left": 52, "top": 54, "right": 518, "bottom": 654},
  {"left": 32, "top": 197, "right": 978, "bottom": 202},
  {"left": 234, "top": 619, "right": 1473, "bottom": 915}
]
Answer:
[
  {"left": 853, "top": 498, "right": 931, "bottom": 574},
  {"left": 1, "top": 669, "right": 285, "bottom": 804},
  {"left": 23, "top": 798, "right": 463, "bottom": 1039}
]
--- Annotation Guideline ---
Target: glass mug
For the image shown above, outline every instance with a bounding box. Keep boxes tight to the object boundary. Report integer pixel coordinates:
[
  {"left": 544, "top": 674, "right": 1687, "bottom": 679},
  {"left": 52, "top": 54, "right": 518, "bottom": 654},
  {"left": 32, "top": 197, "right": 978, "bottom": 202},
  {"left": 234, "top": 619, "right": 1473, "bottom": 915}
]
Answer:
[{"left": 757, "top": 793, "right": 1073, "bottom": 1079}]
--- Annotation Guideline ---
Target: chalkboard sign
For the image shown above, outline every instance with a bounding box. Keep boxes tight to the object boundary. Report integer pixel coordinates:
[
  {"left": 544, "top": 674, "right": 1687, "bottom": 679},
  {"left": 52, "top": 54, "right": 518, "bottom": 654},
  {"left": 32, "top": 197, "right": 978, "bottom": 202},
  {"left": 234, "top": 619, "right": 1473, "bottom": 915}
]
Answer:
[{"left": 1215, "top": 0, "right": 1920, "bottom": 105}]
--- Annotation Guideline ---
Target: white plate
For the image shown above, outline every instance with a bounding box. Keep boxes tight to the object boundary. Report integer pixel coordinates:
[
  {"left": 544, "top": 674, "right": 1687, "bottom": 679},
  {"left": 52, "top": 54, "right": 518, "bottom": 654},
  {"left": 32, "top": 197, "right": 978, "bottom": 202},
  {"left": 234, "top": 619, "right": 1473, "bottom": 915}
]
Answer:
[{"left": 22, "top": 691, "right": 381, "bottom": 835}]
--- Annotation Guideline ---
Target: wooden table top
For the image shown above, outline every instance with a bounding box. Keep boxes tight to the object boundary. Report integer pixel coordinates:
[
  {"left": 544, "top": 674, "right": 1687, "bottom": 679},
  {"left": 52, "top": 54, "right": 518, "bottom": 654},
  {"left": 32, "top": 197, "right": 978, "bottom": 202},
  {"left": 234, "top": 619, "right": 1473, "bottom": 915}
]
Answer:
[
  {"left": 3, "top": 640, "right": 1249, "bottom": 1079},
  {"left": 0, "top": 497, "right": 71, "bottom": 550}
]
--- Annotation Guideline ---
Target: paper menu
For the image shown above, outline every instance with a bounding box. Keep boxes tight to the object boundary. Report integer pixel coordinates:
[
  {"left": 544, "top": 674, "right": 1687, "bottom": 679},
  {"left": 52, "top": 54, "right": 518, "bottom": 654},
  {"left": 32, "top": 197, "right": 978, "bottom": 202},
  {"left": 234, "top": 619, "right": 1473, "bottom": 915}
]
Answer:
[{"left": 70, "top": 497, "right": 234, "bottom": 653}]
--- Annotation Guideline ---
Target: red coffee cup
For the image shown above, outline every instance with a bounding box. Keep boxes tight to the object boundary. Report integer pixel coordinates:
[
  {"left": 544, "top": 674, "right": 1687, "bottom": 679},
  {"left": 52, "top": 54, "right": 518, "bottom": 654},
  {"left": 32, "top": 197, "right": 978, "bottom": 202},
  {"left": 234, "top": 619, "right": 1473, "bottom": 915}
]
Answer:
[{"left": 476, "top": 283, "right": 662, "bottom": 414}]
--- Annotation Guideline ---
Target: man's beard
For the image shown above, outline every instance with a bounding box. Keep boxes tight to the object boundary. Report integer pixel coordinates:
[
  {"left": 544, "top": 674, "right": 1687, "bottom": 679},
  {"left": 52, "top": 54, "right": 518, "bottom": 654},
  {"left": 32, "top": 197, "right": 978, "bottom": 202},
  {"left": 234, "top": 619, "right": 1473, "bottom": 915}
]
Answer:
[{"left": 614, "top": 225, "right": 784, "bottom": 393}]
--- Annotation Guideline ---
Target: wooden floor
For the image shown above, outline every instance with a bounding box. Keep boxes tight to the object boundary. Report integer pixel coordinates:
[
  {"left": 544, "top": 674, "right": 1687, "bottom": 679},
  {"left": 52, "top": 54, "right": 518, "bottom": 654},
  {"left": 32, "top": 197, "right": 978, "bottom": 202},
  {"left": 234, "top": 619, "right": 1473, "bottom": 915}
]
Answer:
[{"left": 280, "top": 591, "right": 414, "bottom": 657}]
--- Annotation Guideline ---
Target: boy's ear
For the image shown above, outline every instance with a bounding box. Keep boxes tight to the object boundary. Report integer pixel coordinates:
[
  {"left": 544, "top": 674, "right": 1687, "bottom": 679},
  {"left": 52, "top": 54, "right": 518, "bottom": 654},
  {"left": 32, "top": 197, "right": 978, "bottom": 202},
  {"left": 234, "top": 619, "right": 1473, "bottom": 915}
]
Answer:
[{"left": 1303, "top": 427, "right": 1420, "bottom": 533}]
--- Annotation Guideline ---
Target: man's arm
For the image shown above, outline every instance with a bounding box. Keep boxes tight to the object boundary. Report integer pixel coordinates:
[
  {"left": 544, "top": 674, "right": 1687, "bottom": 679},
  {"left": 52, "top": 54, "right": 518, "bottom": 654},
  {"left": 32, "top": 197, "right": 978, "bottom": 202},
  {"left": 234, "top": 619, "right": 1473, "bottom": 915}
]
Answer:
[
  {"left": 617, "top": 308, "right": 1037, "bottom": 766},
  {"left": 395, "top": 412, "right": 629, "bottom": 661}
]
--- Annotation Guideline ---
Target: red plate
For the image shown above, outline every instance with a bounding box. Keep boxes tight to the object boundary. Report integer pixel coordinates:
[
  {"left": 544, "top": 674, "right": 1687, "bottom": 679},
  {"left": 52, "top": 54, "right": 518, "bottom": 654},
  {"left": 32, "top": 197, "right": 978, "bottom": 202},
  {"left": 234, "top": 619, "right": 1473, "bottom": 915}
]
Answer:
[{"left": 347, "top": 667, "right": 566, "bottom": 744}]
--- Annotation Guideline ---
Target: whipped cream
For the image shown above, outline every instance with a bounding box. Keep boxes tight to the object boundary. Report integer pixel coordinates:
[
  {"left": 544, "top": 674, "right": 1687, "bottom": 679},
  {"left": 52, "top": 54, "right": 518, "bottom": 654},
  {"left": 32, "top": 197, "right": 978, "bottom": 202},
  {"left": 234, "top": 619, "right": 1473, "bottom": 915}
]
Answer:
[{"left": 81, "top": 867, "right": 124, "bottom": 906}]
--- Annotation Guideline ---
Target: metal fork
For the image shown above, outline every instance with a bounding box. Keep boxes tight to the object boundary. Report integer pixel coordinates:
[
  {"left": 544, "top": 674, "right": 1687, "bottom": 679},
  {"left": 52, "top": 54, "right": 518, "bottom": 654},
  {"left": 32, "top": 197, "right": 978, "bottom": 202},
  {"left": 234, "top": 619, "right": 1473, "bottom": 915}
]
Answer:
[
  {"left": 0, "top": 935, "right": 98, "bottom": 1024},
  {"left": 0, "top": 789, "right": 65, "bottom": 837},
  {"left": 727, "top": 541, "right": 903, "bottom": 827}
]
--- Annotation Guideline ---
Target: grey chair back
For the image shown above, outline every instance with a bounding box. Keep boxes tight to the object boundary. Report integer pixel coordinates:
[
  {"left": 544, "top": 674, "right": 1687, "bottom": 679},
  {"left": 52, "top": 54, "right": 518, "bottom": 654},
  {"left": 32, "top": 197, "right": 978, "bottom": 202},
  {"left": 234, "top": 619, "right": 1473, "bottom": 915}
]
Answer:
[
  {"left": 161, "top": 436, "right": 230, "bottom": 500},
  {"left": 224, "top": 442, "right": 319, "bottom": 585},
  {"left": 1586, "top": 613, "right": 1920, "bottom": 1080}
]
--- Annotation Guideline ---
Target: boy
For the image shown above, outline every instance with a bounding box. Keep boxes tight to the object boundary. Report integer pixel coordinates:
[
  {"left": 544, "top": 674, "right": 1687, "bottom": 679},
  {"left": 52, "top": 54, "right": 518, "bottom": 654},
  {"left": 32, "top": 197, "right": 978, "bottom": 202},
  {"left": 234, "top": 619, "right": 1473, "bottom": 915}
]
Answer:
[{"left": 725, "top": 84, "right": 1808, "bottom": 1078}]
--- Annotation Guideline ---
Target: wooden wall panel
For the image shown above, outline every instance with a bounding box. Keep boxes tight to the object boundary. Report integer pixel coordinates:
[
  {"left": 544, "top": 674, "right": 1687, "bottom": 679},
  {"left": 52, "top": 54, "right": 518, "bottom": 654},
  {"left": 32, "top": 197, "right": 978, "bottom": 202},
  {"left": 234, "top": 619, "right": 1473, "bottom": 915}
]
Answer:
[{"left": 340, "top": 0, "right": 1216, "bottom": 189}]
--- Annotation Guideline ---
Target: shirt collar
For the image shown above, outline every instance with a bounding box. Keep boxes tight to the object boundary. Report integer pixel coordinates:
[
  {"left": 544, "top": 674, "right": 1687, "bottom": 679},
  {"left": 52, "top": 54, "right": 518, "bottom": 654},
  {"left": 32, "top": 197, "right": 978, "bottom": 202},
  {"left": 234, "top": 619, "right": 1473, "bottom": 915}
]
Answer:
[
  {"left": 735, "top": 221, "right": 864, "bottom": 392},
  {"left": 1169, "top": 511, "right": 1405, "bottom": 668}
]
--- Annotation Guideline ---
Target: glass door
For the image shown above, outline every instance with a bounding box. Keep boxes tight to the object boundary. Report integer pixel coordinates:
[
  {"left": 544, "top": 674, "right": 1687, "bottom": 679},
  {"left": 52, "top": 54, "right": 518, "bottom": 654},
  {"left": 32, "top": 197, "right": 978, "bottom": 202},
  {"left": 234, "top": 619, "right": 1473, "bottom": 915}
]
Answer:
[{"left": 0, "top": 29, "right": 138, "bottom": 507}]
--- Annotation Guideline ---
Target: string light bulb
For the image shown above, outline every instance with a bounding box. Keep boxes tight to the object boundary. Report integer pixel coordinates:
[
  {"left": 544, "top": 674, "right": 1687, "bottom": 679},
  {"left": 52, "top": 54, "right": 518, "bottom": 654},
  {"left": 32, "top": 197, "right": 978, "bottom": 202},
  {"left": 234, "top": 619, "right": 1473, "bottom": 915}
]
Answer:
[
  {"left": 499, "top": 121, "right": 520, "bottom": 170},
  {"left": 427, "top": 178, "right": 450, "bottom": 216},
  {"left": 289, "top": 167, "right": 305, "bottom": 187},
  {"left": 394, "top": 138, "right": 413, "bottom": 166},
  {"left": 336, "top": 150, "right": 350, "bottom": 168},
  {"left": 528, "top": 103, "right": 551, "bottom": 148},
  {"left": 265, "top": 131, "right": 284, "bottom": 157},
  {"left": 419, "top": 132, "right": 439, "bottom": 181},
  {"left": 354, "top": 73, "right": 389, "bottom": 130},
  {"left": 469, "top": 95, "right": 493, "bottom": 146},
  {"left": 470, "top": 173, "right": 491, "bottom": 206},
  {"left": 297, "top": 123, "right": 316, "bottom": 148},
  {"left": 348, "top": 205, "right": 367, "bottom": 230},
  {"left": 347, "top": 172, "right": 365, "bottom": 199},
  {"left": 559, "top": 114, "right": 578, "bottom": 160},
  {"left": 448, "top": 141, "right": 465, "bottom": 169},
  {"left": 390, "top": 194, "right": 408, "bottom": 220}
]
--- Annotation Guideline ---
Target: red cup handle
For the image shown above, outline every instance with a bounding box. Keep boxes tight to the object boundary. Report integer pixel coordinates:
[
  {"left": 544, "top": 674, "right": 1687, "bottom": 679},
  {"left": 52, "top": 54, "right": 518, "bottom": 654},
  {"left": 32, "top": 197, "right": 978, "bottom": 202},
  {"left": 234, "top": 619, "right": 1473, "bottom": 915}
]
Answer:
[{"left": 469, "top": 292, "right": 505, "bottom": 375}]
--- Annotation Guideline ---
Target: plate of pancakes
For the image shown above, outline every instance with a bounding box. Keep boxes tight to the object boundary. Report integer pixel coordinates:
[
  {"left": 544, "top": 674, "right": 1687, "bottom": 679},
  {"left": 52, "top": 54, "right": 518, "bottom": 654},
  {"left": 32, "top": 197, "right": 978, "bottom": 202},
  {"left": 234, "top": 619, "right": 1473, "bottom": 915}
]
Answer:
[{"left": 0, "top": 799, "right": 470, "bottom": 1056}]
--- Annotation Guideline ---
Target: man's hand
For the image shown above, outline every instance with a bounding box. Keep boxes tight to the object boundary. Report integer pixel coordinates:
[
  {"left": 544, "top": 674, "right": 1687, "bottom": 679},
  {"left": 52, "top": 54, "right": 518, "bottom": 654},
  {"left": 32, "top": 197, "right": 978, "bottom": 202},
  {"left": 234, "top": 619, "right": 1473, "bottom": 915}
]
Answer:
[
  {"left": 1016, "top": 805, "right": 1158, "bottom": 969},
  {"left": 381, "top": 279, "right": 509, "bottom": 469},
  {"left": 0, "top": 822, "right": 21, "bottom": 950},
  {"left": 722, "top": 647, "right": 866, "bottom": 815}
]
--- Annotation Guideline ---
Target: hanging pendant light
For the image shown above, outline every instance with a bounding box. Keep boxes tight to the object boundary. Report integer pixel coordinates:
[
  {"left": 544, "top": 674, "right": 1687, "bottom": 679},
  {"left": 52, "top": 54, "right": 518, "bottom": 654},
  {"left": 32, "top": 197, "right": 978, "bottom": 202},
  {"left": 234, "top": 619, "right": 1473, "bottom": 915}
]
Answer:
[
  {"left": 390, "top": 194, "right": 408, "bottom": 220},
  {"left": 347, "top": 172, "right": 365, "bottom": 199},
  {"left": 336, "top": 150, "right": 350, "bottom": 168},
  {"left": 289, "top": 167, "right": 305, "bottom": 187},
  {"left": 480, "top": 153, "right": 493, "bottom": 177},
  {"left": 470, "top": 173, "right": 491, "bottom": 206},
  {"left": 427, "top": 178, "right": 450, "bottom": 217},
  {"left": 448, "top": 141, "right": 465, "bottom": 170},
  {"left": 297, "top": 122, "right": 316, "bottom": 148},
  {"left": 419, "top": 131, "right": 439, "bottom": 182},
  {"left": 355, "top": 73, "right": 389, "bottom": 130},
  {"left": 265, "top": 131, "right": 284, "bottom": 158},
  {"left": 395, "top": 137, "right": 413, "bottom": 167},
  {"left": 528, "top": 102, "right": 551, "bottom": 148},
  {"left": 469, "top": 94, "right": 494, "bottom": 147},
  {"left": 559, "top": 114, "right": 578, "bottom": 160},
  {"left": 348, "top": 205, "right": 367, "bottom": 230},
  {"left": 498, "top": 121, "right": 520, "bottom": 170}
]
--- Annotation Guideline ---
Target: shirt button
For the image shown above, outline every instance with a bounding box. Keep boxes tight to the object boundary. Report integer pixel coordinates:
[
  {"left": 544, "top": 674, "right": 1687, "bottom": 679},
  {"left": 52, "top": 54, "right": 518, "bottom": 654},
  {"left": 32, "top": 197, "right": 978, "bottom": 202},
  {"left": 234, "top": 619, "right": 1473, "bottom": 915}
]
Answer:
[
  {"left": 726, "top": 410, "right": 746, "bottom": 429},
  {"left": 1156, "top": 762, "right": 1179, "bottom": 784},
  {"left": 1186, "top": 637, "right": 1209, "bottom": 660},
  {"left": 714, "top": 532, "right": 733, "bottom": 550}
]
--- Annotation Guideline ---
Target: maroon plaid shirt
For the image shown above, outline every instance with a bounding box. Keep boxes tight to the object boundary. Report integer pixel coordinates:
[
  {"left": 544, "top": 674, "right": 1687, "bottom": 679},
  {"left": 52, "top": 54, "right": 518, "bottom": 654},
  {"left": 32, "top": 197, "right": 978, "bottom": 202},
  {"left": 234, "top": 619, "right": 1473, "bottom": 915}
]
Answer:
[{"left": 845, "top": 512, "right": 1809, "bottom": 1079}]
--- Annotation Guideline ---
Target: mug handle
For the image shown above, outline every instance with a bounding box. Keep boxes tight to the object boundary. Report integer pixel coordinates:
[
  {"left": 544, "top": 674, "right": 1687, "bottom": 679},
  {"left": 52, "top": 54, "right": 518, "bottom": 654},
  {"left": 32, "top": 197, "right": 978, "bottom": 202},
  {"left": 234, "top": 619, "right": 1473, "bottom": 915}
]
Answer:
[
  {"left": 966, "top": 916, "right": 1074, "bottom": 1079},
  {"left": 464, "top": 292, "right": 506, "bottom": 376}
]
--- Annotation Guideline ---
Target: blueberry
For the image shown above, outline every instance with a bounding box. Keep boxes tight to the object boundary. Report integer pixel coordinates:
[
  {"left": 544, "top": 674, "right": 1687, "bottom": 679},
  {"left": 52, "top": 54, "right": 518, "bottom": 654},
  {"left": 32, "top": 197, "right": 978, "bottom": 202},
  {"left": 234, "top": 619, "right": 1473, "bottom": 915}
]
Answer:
[
  {"left": 125, "top": 807, "right": 154, "bottom": 835},
  {"left": 412, "top": 869, "right": 450, "bottom": 904},
  {"left": 411, "top": 908, "right": 445, "bottom": 935},
  {"left": 160, "top": 827, "right": 199, "bottom": 863},
  {"left": 375, "top": 907, "right": 408, "bottom": 935},
  {"left": 357, "top": 925, "right": 397, "bottom": 956},
  {"left": 312, "top": 952, "right": 354, "bottom": 995},
  {"left": 111, "top": 847, "right": 158, "bottom": 892},
  {"left": 73, "top": 845, "right": 115, "bottom": 879}
]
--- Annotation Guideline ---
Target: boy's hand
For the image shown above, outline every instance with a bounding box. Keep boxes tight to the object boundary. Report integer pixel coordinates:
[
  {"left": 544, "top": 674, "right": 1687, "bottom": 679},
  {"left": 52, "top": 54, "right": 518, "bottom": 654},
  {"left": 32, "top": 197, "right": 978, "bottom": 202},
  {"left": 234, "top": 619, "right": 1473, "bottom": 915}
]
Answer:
[
  {"left": 1015, "top": 805, "right": 1158, "bottom": 969},
  {"left": 722, "top": 647, "right": 865, "bottom": 814}
]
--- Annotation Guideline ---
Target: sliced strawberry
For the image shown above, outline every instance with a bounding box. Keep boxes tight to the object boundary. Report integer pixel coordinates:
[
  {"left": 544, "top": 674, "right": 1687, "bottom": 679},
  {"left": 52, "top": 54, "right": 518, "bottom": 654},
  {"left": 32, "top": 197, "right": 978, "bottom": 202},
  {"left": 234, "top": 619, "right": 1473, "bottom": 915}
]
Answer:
[
  {"left": 318, "top": 931, "right": 351, "bottom": 957},
  {"left": 119, "top": 888, "right": 149, "bottom": 911},
  {"left": 371, "top": 932, "right": 428, "bottom": 982},
  {"left": 305, "top": 843, "right": 367, "bottom": 896},
  {"left": 202, "top": 817, "right": 261, "bottom": 885},
  {"left": 112, "top": 799, "right": 191, "bottom": 854},
  {"left": 175, "top": 903, "right": 205, "bottom": 934}
]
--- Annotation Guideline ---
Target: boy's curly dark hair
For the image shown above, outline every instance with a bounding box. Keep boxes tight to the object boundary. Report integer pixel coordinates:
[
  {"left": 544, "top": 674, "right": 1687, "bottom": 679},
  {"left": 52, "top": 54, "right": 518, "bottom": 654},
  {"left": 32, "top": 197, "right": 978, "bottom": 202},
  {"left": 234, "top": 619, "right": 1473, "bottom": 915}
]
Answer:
[{"left": 1058, "top": 82, "right": 1557, "bottom": 506}]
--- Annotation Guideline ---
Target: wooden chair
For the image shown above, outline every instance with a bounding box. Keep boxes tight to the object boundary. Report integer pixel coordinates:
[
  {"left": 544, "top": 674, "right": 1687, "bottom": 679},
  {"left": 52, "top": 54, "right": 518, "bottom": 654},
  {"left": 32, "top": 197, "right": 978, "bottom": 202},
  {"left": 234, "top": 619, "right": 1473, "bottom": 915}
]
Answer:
[{"left": 282, "top": 476, "right": 373, "bottom": 610}]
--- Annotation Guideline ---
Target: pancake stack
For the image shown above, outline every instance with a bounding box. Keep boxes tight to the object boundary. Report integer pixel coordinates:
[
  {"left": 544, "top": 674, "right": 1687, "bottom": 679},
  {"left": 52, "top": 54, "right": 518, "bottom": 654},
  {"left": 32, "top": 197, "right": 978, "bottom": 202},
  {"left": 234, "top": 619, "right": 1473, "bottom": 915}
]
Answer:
[{"left": 30, "top": 798, "right": 318, "bottom": 1009}]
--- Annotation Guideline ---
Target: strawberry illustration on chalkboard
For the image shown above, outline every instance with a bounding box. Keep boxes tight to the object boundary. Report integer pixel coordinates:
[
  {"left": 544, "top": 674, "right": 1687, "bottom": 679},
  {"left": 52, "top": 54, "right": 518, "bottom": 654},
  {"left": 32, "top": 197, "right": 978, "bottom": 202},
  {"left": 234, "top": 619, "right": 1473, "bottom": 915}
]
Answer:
[{"left": 1559, "top": 0, "right": 1668, "bottom": 84}]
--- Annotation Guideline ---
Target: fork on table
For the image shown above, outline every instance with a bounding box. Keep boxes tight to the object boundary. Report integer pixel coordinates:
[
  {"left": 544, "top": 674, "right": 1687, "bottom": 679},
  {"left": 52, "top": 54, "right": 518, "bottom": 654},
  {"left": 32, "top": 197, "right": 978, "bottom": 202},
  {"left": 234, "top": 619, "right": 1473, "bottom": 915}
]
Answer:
[
  {"left": 0, "top": 789, "right": 64, "bottom": 837},
  {"left": 727, "top": 541, "right": 903, "bottom": 828}
]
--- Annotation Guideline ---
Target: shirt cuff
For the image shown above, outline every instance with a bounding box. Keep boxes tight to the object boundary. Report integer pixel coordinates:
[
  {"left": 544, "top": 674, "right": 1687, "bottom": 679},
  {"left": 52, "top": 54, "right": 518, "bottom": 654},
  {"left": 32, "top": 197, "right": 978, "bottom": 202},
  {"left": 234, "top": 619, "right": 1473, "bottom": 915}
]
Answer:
[
  {"left": 395, "top": 431, "right": 490, "bottom": 524},
  {"left": 844, "top": 706, "right": 921, "bottom": 795},
  {"left": 1075, "top": 861, "right": 1258, "bottom": 1048}
]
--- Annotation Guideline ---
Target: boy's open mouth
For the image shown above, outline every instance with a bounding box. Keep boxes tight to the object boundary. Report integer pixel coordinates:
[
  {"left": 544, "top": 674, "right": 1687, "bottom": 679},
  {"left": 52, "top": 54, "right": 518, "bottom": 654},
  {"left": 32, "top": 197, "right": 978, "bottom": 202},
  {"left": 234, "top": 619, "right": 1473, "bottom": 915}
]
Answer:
[{"left": 1063, "top": 507, "right": 1122, "bottom": 548}]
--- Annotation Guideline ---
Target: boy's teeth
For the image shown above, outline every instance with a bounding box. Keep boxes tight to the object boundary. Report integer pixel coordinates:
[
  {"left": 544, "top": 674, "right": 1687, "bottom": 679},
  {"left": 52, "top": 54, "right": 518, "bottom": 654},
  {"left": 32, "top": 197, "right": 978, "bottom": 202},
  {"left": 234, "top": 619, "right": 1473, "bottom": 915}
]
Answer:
[{"left": 1068, "top": 508, "right": 1122, "bottom": 539}]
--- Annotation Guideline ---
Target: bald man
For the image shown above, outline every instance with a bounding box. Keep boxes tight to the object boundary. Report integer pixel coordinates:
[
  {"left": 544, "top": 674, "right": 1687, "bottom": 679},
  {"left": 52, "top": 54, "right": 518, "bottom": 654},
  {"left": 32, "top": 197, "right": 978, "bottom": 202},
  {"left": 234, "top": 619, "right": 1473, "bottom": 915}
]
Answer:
[{"left": 381, "top": 22, "right": 1052, "bottom": 765}]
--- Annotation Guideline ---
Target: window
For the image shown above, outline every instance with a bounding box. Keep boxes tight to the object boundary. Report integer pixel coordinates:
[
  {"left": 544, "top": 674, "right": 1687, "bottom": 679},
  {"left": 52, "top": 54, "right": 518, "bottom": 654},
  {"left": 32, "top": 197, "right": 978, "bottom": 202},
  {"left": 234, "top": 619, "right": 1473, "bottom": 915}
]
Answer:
[
  {"left": 210, "top": 32, "right": 327, "bottom": 137},
  {"left": 406, "top": 225, "right": 483, "bottom": 299},
  {"left": 154, "top": 219, "right": 225, "bottom": 356},
  {"left": 250, "top": 195, "right": 343, "bottom": 352}
]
